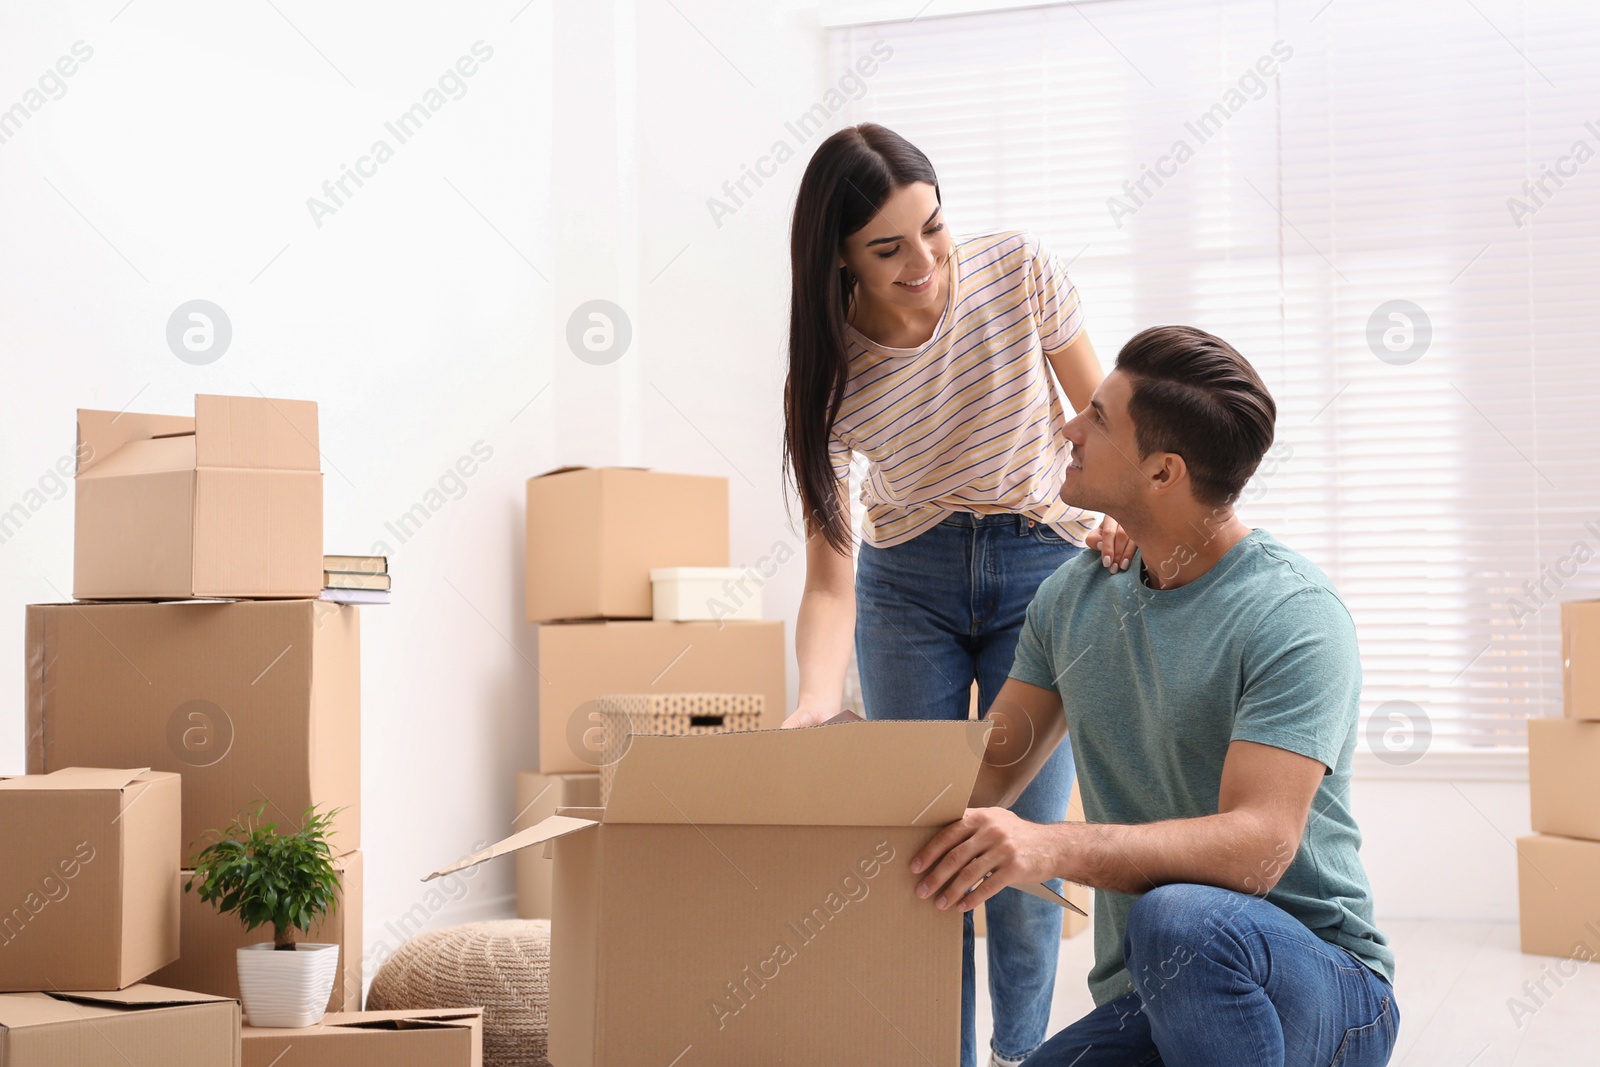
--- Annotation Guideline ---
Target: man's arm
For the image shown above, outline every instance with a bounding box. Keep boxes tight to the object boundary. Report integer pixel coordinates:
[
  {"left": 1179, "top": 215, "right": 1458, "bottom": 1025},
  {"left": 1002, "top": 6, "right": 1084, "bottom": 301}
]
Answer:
[
  {"left": 968, "top": 678, "right": 1067, "bottom": 810},
  {"left": 914, "top": 739, "right": 1326, "bottom": 911}
]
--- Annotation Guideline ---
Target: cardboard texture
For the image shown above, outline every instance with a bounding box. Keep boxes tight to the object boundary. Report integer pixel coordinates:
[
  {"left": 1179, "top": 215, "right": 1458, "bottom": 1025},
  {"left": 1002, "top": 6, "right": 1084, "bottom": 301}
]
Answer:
[
  {"left": 514, "top": 773, "right": 602, "bottom": 920},
  {"left": 0, "top": 985, "right": 240, "bottom": 1067},
  {"left": 1516, "top": 833, "right": 1600, "bottom": 959},
  {"left": 74, "top": 394, "right": 323, "bottom": 600},
  {"left": 149, "top": 851, "right": 363, "bottom": 1012},
  {"left": 0, "top": 768, "right": 181, "bottom": 992},
  {"left": 525, "top": 467, "right": 729, "bottom": 623},
  {"left": 1529, "top": 718, "right": 1600, "bottom": 840},
  {"left": 26, "top": 599, "right": 361, "bottom": 852},
  {"left": 241, "top": 1008, "right": 482, "bottom": 1067},
  {"left": 431, "top": 721, "right": 1079, "bottom": 1066},
  {"left": 1563, "top": 600, "right": 1600, "bottom": 720},
  {"left": 596, "top": 693, "right": 764, "bottom": 801},
  {"left": 536, "top": 620, "right": 784, "bottom": 774}
]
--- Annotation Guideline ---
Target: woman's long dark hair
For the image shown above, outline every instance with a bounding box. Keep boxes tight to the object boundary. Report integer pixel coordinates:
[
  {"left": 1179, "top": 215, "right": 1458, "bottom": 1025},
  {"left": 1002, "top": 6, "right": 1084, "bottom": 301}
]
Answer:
[{"left": 784, "top": 123, "right": 939, "bottom": 553}]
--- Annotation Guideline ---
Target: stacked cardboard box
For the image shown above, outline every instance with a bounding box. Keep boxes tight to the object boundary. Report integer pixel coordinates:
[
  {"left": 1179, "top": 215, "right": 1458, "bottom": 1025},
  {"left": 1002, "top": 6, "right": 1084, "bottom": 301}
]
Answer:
[
  {"left": 20, "top": 395, "right": 364, "bottom": 1029},
  {"left": 523, "top": 466, "right": 785, "bottom": 772},
  {"left": 1518, "top": 601, "right": 1600, "bottom": 958}
]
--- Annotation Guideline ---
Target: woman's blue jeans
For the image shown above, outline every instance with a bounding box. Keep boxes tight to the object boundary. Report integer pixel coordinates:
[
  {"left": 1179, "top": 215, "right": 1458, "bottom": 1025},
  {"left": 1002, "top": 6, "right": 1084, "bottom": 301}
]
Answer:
[{"left": 856, "top": 511, "right": 1082, "bottom": 1067}]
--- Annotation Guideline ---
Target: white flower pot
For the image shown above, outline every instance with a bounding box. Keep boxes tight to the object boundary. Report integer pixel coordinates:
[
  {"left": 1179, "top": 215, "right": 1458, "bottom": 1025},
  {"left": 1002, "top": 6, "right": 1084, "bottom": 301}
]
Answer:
[{"left": 236, "top": 942, "right": 340, "bottom": 1028}]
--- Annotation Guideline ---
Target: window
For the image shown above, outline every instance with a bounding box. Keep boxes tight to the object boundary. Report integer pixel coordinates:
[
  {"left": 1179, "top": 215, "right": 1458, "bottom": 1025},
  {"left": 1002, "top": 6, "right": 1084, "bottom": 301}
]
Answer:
[{"left": 828, "top": 0, "right": 1600, "bottom": 749}]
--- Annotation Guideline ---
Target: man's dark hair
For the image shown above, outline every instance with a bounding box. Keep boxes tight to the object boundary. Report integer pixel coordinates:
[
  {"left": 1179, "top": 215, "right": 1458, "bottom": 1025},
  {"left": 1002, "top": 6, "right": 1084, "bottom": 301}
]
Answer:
[{"left": 1114, "top": 325, "right": 1277, "bottom": 506}]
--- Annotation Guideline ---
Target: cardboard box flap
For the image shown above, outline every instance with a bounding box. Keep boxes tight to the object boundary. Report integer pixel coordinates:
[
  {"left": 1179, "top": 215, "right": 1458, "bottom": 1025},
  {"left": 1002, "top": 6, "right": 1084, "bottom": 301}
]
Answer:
[
  {"left": 603, "top": 720, "right": 992, "bottom": 827},
  {"left": 423, "top": 815, "right": 598, "bottom": 881},
  {"left": 195, "top": 394, "right": 320, "bottom": 471},
  {"left": 1014, "top": 880, "right": 1089, "bottom": 916},
  {"left": 0, "top": 766, "right": 153, "bottom": 791},
  {"left": 47, "top": 985, "right": 234, "bottom": 1009},
  {"left": 533, "top": 464, "right": 650, "bottom": 478},
  {"left": 76, "top": 433, "right": 197, "bottom": 479},
  {"left": 328, "top": 1009, "right": 484, "bottom": 1031},
  {"left": 76, "top": 408, "right": 196, "bottom": 475}
]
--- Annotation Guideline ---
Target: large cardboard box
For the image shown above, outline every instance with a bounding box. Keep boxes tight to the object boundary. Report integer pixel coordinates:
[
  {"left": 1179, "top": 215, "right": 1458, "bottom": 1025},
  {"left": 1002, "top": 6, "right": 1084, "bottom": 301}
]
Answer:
[
  {"left": 149, "top": 852, "right": 363, "bottom": 1012},
  {"left": 0, "top": 768, "right": 181, "bottom": 992},
  {"left": 74, "top": 394, "right": 323, "bottom": 600},
  {"left": 0, "top": 985, "right": 240, "bottom": 1066},
  {"left": 525, "top": 467, "right": 728, "bottom": 623},
  {"left": 536, "top": 620, "right": 784, "bottom": 774},
  {"left": 1517, "top": 833, "right": 1600, "bottom": 958},
  {"left": 431, "top": 722, "right": 1080, "bottom": 1066},
  {"left": 242, "top": 1008, "right": 482, "bottom": 1067},
  {"left": 1563, "top": 600, "right": 1600, "bottom": 720},
  {"left": 514, "top": 772, "right": 601, "bottom": 920},
  {"left": 1529, "top": 717, "right": 1600, "bottom": 840},
  {"left": 26, "top": 599, "right": 361, "bottom": 852}
]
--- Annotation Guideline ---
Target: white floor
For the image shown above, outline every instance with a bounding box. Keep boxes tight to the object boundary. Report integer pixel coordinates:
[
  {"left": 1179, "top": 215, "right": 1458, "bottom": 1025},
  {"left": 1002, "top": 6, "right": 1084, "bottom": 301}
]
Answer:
[{"left": 974, "top": 919, "right": 1600, "bottom": 1065}]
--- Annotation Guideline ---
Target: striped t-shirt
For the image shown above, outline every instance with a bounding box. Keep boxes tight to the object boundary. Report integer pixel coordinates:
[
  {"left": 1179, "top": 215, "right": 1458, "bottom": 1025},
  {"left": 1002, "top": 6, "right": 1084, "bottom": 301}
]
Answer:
[{"left": 830, "top": 230, "right": 1099, "bottom": 548}]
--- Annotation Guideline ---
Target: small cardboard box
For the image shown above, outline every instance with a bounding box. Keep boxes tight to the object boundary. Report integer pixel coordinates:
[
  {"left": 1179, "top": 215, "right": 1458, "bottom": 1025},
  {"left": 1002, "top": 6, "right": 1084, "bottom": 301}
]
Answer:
[
  {"left": 1563, "top": 601, "right": 1600, "bottom": 720},
  {"left": 1529, "top": 717, "right": 1600, "bottom": 840},
  {"left": 651, "top": 566, "right": 762, "bottom": 621},
  {"left": 150, "top": 852, "right": 363, "bottom": 1012},
  {"left": 27, "top": 599, "right": 361, "bottom": 851},
  {"left": 525, "top": 467, "right": 729, "bottom": 622},
  {"left": 0, "top": 768, "right": 181, "bottom": 992},
  {"left": 430, "top": 722, "right": 1080, "bottom": 1066},
  {"left": 242, "top": 1008, "right": 482, "bottom": 1067},
  {"left": 535, "top": 620, "right": 784, "bottom": 774},
  {"left": 1517, "top": 833, "right": 1600, "bottom": 958},
  {"left": 514, "top": 773, "right": 601, "bottom": 920},
  {"left": 74, "top": 393, "right": 323, "bottom": 600},
  {"left": 0, "top": 985, "right": 241, "bottom": 1066}
]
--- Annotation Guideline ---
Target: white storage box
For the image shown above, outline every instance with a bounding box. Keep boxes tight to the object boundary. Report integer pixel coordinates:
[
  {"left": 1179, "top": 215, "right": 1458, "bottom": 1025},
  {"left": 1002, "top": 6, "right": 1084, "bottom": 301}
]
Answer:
[{"left": 649, "top": 567, "right": 762, "bottom": 622}]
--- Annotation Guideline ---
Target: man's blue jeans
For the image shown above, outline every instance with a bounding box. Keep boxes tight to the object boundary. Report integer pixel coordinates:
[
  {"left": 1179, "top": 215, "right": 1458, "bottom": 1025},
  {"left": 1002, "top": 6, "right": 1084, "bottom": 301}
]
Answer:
[
  {"left": 1024, "top": 884, "right": 1400, "bottom": 1067},
  {"left": 856, "top": 512, "right": 1082, "bottom": 1067}
]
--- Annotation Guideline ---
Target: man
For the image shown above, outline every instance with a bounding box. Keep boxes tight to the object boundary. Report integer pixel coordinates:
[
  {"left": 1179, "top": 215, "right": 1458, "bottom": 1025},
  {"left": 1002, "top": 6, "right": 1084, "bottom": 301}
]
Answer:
[{"left": 912, "top": 325, "right": 1399, "bottom": 1066}]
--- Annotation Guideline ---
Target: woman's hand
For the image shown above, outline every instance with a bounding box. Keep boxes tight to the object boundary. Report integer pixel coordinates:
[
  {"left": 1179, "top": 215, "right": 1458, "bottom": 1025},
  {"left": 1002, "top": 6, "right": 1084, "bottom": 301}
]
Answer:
[
  {"left": 782, "top": 702, "right": 845, "bottom": 729},
  {"left": 1086, "top": 515, "right": 1136, "bottom": 572}
]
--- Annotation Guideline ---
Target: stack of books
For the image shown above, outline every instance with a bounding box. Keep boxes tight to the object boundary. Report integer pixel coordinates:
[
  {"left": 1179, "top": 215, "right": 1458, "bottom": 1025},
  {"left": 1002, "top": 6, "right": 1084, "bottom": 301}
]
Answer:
[{"left": 321, "top": 554, "right": 390, "bottom": 605}]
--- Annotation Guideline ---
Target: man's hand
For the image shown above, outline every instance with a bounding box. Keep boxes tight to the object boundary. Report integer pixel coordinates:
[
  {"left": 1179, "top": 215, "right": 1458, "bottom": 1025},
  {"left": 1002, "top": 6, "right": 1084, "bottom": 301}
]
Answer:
[
  {"left": 909, "top": 808, "right": 1067, "bottom": 912},
  {"left": 1085, "top": 515, "right": 1136, "bottom": 572}
]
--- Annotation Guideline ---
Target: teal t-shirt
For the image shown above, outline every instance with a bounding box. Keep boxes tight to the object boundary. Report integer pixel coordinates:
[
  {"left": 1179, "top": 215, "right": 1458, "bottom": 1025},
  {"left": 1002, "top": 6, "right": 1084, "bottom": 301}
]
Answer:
[{"left": 1009, "top": 528, "right": 1394, "bottom": 1006}]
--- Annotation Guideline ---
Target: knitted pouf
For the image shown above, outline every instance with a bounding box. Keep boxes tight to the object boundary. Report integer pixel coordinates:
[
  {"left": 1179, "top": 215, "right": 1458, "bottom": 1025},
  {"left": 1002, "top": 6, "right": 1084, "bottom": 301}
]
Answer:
[{"left": 366, "top": 919, "right": 551, "bottom": 1067}]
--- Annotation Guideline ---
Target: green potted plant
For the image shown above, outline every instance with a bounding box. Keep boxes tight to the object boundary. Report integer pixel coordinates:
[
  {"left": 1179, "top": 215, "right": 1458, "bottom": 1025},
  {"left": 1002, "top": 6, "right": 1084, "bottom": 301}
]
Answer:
[{"left": 186, "top": 801, "right": 344, "bottom": 1028}]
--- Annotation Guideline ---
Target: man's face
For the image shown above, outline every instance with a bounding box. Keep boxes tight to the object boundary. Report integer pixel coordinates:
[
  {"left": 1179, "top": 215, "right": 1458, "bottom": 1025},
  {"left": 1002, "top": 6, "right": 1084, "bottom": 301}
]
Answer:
[{"left": 1061, "top": 370, "right": 1150, "bottom": 518}]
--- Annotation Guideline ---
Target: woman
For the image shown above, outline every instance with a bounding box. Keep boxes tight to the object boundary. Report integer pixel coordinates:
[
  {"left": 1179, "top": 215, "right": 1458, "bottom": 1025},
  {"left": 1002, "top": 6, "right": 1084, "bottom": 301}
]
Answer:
[{"left": 779, "top": 123, "right": 1133, "bottom": 1067}]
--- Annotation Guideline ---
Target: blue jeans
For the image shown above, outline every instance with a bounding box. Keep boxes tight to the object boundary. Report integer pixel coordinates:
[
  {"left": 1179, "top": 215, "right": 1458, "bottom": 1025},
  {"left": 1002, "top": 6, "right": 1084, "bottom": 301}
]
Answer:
[
  {"left": 1024, "top": 884, "right": 1400, "bottom": 1067},
  {"left": 856, "top": 512, "right": 1082, "bottom": 1067}
]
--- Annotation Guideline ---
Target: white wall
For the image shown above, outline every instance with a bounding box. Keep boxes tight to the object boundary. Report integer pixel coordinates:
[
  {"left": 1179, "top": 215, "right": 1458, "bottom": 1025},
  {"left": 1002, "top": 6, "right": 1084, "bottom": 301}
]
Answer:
[{"left": 0, "top": 0, "right": 1523, "bottom": 994}]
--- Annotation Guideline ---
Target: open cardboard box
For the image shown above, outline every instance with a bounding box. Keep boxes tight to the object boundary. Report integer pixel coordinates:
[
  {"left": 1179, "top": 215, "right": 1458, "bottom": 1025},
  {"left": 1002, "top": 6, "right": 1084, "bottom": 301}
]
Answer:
[
  {"left": 429, "top": 720, "right": 1080, "bottom": 1066},
  {"left": 242, "top": 1008, "right": 482, "bottom": 1067},
  {"left": 0, "top": 984, "right": 240, "bottom": 1066},
  {"left": 73, "top": 394, "right": 323, "bottom": 600}
]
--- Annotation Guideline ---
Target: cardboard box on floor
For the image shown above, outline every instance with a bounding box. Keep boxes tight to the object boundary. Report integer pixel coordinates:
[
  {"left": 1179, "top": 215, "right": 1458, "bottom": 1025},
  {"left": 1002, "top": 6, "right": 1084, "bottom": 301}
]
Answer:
[
  {"left": 1517, "top": 833, "right": 1600, "bottom": 958},
  {"left": 0, "top": 768, "right": 181, "bottom": 993},
  {"left": 1563, "top": 601, "right": 1600, "bottom": 720},
  {"left": 26, "top": 599, "right": 361, "bottom": 852},
  {"left": 1529, "top": 717, "right": 1600, "bottom": 840},
  {"left": 242, "top": 1008, "right": 482, "bottom": 1067},
  {"left": 429, "top": 721, "right": 1081, "bottom": 1067},
  {"left": 974, "top": 782, "right": 1091, "bottom": 940},
  {"left": 74, "top": 393, "right": 323, "bottom": 600},
  {"left": 525, "top": 466, "right": 728, "bottom": 623},
  {"left": 535, "top": 620, "right": 784, "bottom": 774},
  {"left": 150, "top": 852, "right": 363, "bottom": 1012},
  {"left": 513, "top": 772, "right": 601, "bottom": 920},
  {"left": 0, "top": 985, "right": 240, "bottom": 1066}
]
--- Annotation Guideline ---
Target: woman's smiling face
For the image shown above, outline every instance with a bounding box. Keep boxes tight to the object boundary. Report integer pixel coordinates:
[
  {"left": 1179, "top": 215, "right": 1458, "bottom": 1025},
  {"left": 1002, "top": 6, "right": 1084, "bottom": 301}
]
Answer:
[{"left": 838, "top": 181, "right": 953, "bottom": 312}]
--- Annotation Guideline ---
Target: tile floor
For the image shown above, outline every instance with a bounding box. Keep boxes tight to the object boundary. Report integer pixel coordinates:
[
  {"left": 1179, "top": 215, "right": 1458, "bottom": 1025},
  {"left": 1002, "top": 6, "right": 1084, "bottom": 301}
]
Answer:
[{"left": 974, "top": 919, "right": 1600, "bottom": 1065}]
